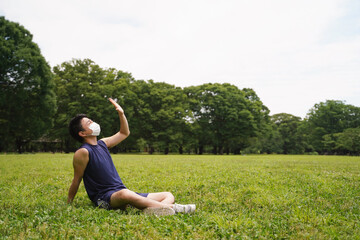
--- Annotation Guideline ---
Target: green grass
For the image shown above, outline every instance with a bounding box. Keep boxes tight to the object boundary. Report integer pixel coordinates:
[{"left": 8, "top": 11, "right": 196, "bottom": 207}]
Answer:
[{"left": 0, "top": 154, "right": 359, "bottom": 239}]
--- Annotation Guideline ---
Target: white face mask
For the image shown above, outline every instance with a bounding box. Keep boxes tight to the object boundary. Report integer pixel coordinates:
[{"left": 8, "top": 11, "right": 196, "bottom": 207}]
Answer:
[{"left": 89, "top": 122, "right": 101, "bottom": 136}]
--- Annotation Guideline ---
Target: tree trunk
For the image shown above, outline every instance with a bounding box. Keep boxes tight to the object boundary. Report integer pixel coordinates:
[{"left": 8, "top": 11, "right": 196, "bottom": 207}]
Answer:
[
  {"left": 199, "top": 145, "right": 203, "bottom": 155},
  {"left": 149, "top": 147, "right": 154, "bottom": 154},
  {"left": 16, "top": 138, "right": 24, "bottom": 153},
  {"left": 179, "top": 146, "right": 183, "bottom": 154},
  {"left": 64, "top": 139, "right": 71, "bottom": 153},
  {"left": 212, "top": 146, "right": 217, "bottom": 155},
  {"left": 233, "top": 148, "right": 240, "bottom": 155},
  {"left": 219, "top": 146, "right": 223, "bottom": 155}
]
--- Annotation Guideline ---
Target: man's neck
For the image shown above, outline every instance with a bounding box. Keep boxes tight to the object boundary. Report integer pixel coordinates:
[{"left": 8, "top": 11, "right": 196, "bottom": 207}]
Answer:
[{"left": 84, "top": 136, "right": 98, "bottom": 145}]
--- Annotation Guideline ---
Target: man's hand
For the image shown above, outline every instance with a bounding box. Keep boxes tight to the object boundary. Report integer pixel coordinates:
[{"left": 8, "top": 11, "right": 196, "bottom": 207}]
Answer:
[{"left": 109, "top": 98, "right": 124, "bottom": 114}]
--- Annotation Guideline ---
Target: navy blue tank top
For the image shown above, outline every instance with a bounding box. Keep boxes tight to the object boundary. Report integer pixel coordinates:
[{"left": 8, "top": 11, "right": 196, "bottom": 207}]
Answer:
[{"left": 80, "top": 140, "right": 126, "bottom": 203}]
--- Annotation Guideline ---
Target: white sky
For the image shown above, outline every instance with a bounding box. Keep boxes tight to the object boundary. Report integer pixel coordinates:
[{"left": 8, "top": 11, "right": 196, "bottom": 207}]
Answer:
[{"left": 1, "top": 0, "right": 359, "bottom": 118}]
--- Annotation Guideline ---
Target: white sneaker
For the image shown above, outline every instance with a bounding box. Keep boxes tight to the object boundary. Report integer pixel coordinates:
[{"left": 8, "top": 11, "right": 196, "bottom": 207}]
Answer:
[
  {"left": 143, "top": 207, "right": 175, "bottom": 216},
  {"left": 173, "top": 203, "right": 196, "bottom": 214}
]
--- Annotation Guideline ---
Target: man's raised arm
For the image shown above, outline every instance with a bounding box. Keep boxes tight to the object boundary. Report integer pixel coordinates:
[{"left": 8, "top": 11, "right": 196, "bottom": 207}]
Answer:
[{"left": 101, "top": 98, "right": 130, "bottom": 148}]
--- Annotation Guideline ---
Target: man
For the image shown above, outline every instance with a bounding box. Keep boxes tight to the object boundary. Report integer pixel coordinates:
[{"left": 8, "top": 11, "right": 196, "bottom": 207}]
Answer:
[{"left": 67, "top": 98, "right": 195, "bottom": 216}]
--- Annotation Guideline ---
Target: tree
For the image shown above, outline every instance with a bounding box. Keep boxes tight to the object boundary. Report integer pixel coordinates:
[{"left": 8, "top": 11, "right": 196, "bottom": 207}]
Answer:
[
  {"left": 322, "top": 133, "right": 338, "bottom": 154},
  {"left": 244, "top": 123, "right": 283, "bottom": 154},
  {"left": 323, "top": 128, "right": 360, "bottom": 155},
  {"left": 241, "top": 88, "right": 271, "bottom": 153},
  {"left": 130, "top": 80, "right": 188, "bottom": 154},
  {"left": 52, "top": 60, "right": 190, "bottom": 154},
  {"left": 52, "top": 59, "right": 135, "bottom": 152},
  {"left": 336, "top": 128, "right": 360, "bottom": 155},
  {"left": 271, "top": 113, "right": 305, "bottom": 154},
  {"left": 304, "top": 100, "right": 360, "bottom": 153},
  {"left": 184, "top": 83, "right": 269, "bottom": 154},
  {"left": 0, "top": 17, "right": 56, "bottom": 152}
]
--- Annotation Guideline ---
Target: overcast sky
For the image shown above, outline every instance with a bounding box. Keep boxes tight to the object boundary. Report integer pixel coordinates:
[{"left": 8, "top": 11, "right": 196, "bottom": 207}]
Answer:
[{"left": 1, "top": 0, "right": 359, "bottom": 118}]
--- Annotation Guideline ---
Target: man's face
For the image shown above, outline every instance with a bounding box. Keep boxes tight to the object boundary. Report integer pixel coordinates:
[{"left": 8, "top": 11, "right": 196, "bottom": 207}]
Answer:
[{"left": 80, "top": 117, "right": 94, "bottom": 135}]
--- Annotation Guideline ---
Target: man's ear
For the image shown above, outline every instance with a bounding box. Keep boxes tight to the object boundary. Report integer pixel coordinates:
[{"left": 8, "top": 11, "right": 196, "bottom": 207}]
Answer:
[{"left": 78, "top": 131, "right": 86, "bottom": 137}]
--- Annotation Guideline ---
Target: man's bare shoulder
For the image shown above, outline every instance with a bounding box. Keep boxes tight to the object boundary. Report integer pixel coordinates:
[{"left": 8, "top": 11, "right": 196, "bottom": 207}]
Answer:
[{"left": 73, "top": 148, "right": 89, "bottom": 165}]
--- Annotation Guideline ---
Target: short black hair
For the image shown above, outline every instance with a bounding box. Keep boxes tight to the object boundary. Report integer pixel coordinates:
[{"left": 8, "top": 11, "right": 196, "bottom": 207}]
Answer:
[{"left": 69, "top": 114, "right": 87, "bottom": 143}]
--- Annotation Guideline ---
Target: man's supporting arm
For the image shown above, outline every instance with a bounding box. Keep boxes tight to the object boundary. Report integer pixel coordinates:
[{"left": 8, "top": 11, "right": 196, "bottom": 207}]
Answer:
[
  {"left": 67, "top": 148, "right": 89, "bottom": 203},
  {"left": 101, "top": 98, "right": 130, "bottom": 149}
]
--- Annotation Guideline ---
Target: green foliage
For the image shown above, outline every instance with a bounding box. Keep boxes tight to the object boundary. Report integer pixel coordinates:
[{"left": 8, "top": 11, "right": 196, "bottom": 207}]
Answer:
[
  {"left": 184, "top": 84, "right": 269, "bottom": 154},
  {"left": 271, "top": 113, "right": 306, "bottom": 154},
  {"left": 1, "top": 154, "right": 360, "bottom": 239},
  {"left": 52, "top": 60, "right": 189, "bottom": 154},
  {"left": 247, "top": 122, "right": 283, "bottom": 154},
  {"left": 51, "top": 59, "right": 135, "bottom": 152},
  {"left": 129, "top": 80, "right": 188, "bottom": 154},
  {"left": 304, "top": 100, "right": 360, "bottom": 153},
  {"left": 336, "top": 128, "right": 360, "bottom": 154},
  {"left": 0, "top": 17, "right": 56, "bottom": 152},
  {"left": 323, "top": 128, "right": 360, "bottom": 155},
  {"left": 51, "top": 61, "right": 273, "bottom": 155}
]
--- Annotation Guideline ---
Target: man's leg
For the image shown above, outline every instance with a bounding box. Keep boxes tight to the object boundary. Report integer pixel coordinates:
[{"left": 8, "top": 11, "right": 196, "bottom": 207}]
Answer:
[
  {"left": 147, "top": 192, "right": 195, "bottom": 214},
  {"left": 110, "top": 189, "right": 195, "bottom": 215},
  {"left": 147, "top": 192, "right": 175, "bottom": 204},
  {"left": 110, "top": 189, "right": 173, "bottom": 210}
]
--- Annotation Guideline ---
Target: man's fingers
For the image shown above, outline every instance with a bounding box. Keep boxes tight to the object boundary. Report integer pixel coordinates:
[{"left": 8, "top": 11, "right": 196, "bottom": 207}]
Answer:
[
  {"left": 109, "top": 98, "right": 119, "bottom": 106},
  {"left": 108, "top": 98, "right": 116, "bottom": 104},
  {"left": 108, "top": 98, "right": 124, "bottom": 113}
]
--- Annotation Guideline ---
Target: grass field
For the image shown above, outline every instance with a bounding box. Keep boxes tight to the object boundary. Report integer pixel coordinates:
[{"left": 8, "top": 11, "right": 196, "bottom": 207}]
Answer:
[{"left": 0, "top": 154, "right": 359, "bottom": 239}]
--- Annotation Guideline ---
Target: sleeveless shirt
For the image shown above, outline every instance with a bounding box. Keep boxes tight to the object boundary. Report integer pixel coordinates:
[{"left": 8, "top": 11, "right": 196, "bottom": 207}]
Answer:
[{"left": 80, "top": 140, "right": 126, "bottom": 203}]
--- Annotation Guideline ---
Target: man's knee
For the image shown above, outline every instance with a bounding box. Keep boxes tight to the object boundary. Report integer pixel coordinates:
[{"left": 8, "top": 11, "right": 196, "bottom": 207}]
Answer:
[
  {"left": 110, "top": 189, "right": 134, "bottom": 209},
  {"left": 165, "top": 192, "right": 175, "bottom": 203},
  {"left": 115, "top": 189, "right": 133, "bottom": 200},
  {"left": 147, "top": 191, "right": 175, "bottom": 203}
]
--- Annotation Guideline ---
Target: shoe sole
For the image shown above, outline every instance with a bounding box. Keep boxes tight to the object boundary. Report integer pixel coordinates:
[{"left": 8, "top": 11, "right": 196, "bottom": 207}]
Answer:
[{"left": 143, "top": 207, "right": 175, "bottom": 216}]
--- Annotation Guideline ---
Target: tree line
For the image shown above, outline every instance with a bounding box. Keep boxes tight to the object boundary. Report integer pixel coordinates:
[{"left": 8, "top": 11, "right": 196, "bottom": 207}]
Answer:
[{"left": 1, "top": 17, "right": 360, "bottom": 155}]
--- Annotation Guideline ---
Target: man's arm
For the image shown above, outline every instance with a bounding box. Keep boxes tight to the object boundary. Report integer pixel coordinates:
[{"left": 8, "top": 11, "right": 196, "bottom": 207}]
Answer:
[
  {"left": 67, "top": 148, "right": 89, "bottom": 204},
  {"left": 101, "top": 98, "right": 130, "bottom": 149}
]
